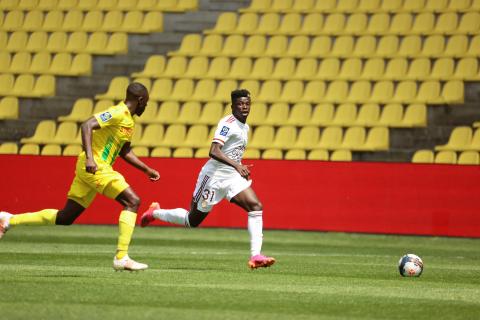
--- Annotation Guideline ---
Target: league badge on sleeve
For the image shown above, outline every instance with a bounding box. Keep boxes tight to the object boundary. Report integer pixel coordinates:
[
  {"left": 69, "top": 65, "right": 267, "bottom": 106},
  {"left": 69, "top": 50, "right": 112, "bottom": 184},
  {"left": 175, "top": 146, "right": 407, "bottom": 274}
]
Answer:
[
  {"left": 220, "top": 126, "right": 230, "bottom": 136},
  {"left": 99, "top": 111, "right": 112, "bottom": 122}
]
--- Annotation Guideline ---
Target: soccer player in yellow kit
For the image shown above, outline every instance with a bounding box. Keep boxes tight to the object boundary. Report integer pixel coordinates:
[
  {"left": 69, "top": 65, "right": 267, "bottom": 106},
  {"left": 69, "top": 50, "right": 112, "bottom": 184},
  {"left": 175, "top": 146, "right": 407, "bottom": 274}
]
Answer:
[{"left": 0, "top": 82, "right": 160, "bottom": 271}]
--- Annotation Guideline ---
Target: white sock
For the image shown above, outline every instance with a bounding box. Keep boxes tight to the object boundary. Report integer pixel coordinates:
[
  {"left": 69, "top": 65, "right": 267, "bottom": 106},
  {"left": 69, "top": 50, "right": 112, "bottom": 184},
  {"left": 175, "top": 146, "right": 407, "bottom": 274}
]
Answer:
[
  {"left": 153, "top": 208, "right": 190, "bottom": 227},
  {"left": 248, "top": 211, "right": 263, "bottom": 257}
]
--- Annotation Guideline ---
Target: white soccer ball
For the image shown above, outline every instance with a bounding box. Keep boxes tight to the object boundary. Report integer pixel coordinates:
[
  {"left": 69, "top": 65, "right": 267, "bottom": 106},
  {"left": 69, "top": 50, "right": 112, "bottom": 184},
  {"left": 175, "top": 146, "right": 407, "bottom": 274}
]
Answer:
[{"left": 398, "top": 254, "right": 423, "bottom": 277}]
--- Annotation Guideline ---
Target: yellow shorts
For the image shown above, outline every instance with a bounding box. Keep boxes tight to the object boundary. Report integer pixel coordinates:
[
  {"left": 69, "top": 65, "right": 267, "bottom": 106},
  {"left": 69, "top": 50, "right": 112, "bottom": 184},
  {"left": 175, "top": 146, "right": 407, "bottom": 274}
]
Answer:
[{"left": 67, "top": 158, "right": 129, "bottom": 208}]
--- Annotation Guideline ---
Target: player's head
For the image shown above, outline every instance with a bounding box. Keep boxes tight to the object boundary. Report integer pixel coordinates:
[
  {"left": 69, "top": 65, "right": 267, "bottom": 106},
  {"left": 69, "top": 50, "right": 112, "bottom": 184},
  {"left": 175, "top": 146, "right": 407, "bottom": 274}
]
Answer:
[
  {"left": 231, "top": 89, "right": 251, "bottom": 123},
  {"left": 125, "top": 82, "right": 149, "bottom": 116}
]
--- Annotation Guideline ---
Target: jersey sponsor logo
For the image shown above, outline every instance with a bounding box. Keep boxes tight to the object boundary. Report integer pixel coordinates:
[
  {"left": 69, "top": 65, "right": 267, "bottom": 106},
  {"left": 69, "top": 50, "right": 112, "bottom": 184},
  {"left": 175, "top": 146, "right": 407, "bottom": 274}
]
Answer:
[
  {"left": 120, "top": 126, "right": 134, "bottom": 138},
  {"left": 99, "top": 111, "right": 112, "bottom": 122},
  {"left": 220, "top": 126, "right": 230, "bottom": 136}
]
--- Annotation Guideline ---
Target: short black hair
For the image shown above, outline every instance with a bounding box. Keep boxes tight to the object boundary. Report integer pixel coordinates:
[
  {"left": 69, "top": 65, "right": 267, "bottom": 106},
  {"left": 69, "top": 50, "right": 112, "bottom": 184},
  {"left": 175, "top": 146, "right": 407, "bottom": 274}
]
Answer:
[
  {"left": 231, "top": 89, "right": 250, "bottom": 104},
  {"left": 126, "top": 82, "right": 148, "bottom": 100}
]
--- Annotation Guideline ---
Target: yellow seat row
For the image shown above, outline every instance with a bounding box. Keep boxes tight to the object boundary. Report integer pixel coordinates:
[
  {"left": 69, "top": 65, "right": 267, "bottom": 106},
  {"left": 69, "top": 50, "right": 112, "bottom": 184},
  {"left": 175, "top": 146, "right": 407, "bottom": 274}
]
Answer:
[
  {"left": 0, "top": 74, "right": 55, "bottom": 97},
  {"left": 20, "top": 120, "right": 80, "bottom": 145},
  {"left": 412, "top": 149, "right": 479, "bottom": 164},
  {"left": 0, "top": 52, "right": 91, "bottom": 76},
  {"left": 0, "top": 10, "right": 163, "bottom": 33},
  {"left": 134, "top": 55, "right": 480, "bottom": 82},
  {"left": 0, "top": 0, "right": 197, "bottom": 12},
  {"left": 207, "top": 11, "right": 480, "bottom": 36},
  {"left": 99, "top": 76, "right": 463, "bottom": 105},
  {"left": 0, "top": 31, "right": 127, "bottom": 55},
  {"left": 169, "top": 34, "right": 480, "bottom": 59},
  {"left": 435, "top": 126, "right": 480, "bottom": 151},
  {"left": 240, "top": 0, "right": 480, "bottom": 14}
]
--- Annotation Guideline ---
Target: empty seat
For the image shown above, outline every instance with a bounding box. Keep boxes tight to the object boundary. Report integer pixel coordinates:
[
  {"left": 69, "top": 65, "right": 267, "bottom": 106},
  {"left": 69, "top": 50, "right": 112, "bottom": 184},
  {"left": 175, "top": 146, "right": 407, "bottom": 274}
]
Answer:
[
  {"left": 457, "top": 151, "right": 479, "bottom": 165},
  {"left": 95, "top": 77, "right": 129, "bottom": 100},
  {"left": 264, "top": 102, "right": 290, "bottom": 125},
  {"left": 150, "top": 147, "right": 172, "bottom": 157},
  {"left": 307, "top": 149, "right": 329, "bottom": 161},
  {"left": 0, "top": 97, "right": 19, "bottom": 120},
  {"left": 197, "top": 102, "right": 224, "bottom": 125},
  {"left": 399, "top": 104, "right": 427, "bottom": 128},
  {"left": 310, "top": 103, "right": 334, "bottom": 126},
  {"left": 412, "top": 149, "right": 434, "bottom": 163},
  {"left": 271, "top": 126, "right": 297, "bottom": 149},
  {"left": 378, "top": 103, "right": 404, "bottom": 127},
  {"left": 340, "top": 126, "right": 366, "bottom": 150},
  {"left": 176, "top": 102, "right": 201, "bottom": 124},
  {"left": 136, "top": 124, "right": 164, "bottom": 147},
  {"left": 284, "top": 149, "right": 306, "bottom": 160},
  {"left": 205, "top": 12, "right": 237, "bottom": 34},
  {"left": 286, "top": 103, "right": 312, "bottom": 126},
  {"left": 358, "top": 126, "right": 389, "bottom": 151},
  {"left": 158, "top": 124, "right": 187, "bottom": 148},
  {"left": 169, "top": 34, "right": 201, "bottom": 56},
  {"left": 356, "top": 103, "right": 380, "bottom": 127},
  {"left": 0, "top": 142, "right": 18, "bottom": 154},
  {"left": 329, "top": 150, "right": 352, "bottom": 161},
  {"left": 249, "top": 125, "right": 275, "bottom": 149},
  {"left": 21, "top": 120, "right": 56, "bottom": 144},
  {"left": 294, "top": 126, "right": 320, "bottom": 150},
  {"left": 315, "top": 127, "right": 343, "bottom": 150},
  {"left": 149, "top": 79, "right": 173, "bottom": 102},
  {"left": 254, "top": 13, "right": 281, "bottom": 35},
  {"left": 58, "top": 98, "right": 93, "bottom": 122},
  {"left": 247, "top": 102, "right": 267, "bottom": 126},
  {"left": 435, "top": 126, "right": 472, "bottom": 151},
  {"left": 262, "top": 149, "right": 283, "bottom": 160},
  {"left": 434, "top": 150, "right": 457, "bottom": 164},
  {"left": 50, "top": 122, "right": 79, "bottom": 145}
]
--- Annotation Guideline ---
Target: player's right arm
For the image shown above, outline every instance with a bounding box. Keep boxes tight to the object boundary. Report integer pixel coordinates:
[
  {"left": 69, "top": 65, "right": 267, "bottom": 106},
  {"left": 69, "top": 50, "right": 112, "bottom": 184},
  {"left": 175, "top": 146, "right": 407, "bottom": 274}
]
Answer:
[
  {"left": 209, "top": 143, "right": 251, "bottom": 179},
  {"left": 80, "top": 117, "right": 101, "bottom": 174}
]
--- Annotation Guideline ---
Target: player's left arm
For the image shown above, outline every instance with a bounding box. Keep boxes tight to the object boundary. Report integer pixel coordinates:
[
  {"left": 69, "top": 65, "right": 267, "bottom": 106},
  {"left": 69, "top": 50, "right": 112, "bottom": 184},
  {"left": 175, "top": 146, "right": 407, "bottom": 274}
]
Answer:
[{"left": 120, "top": 142, "right": 160, "bottom": 181}]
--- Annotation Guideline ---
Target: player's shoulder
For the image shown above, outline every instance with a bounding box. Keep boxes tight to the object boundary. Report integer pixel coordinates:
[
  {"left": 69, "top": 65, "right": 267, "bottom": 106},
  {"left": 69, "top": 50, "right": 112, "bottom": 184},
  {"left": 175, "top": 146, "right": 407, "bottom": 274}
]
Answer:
[{"left": 218, "top": 114, "right": 236, "bottom": 126}]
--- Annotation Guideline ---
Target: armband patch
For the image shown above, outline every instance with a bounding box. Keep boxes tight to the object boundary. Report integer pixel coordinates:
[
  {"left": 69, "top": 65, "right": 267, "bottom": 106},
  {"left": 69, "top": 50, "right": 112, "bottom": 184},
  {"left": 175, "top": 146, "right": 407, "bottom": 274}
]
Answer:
[
  {"left": 99, "top": 112, "right": 112, "bottom": 122},
  {"left": 220, "top": 126, "right": 230, "bottom": 136}
]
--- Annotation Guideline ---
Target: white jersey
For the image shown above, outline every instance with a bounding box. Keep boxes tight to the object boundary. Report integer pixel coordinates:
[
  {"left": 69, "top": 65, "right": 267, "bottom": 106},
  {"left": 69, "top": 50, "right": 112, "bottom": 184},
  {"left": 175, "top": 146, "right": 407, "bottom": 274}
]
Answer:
[{"left": 206, "top": 114, "right": 249, "bottom": 171}]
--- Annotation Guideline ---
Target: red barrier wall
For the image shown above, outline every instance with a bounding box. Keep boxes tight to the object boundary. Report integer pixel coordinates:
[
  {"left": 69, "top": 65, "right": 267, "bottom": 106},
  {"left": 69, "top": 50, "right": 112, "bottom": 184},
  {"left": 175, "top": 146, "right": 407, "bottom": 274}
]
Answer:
[{"left": 1, "top": 155, "right": 479, "bottom": 237}]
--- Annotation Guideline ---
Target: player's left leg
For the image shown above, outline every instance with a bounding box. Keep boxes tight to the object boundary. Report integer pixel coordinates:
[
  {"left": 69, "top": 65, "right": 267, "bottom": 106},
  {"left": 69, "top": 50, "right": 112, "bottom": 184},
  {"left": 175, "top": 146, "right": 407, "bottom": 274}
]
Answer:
[{"left": 230, "top": 187, "right": 275, "bottom": 269}]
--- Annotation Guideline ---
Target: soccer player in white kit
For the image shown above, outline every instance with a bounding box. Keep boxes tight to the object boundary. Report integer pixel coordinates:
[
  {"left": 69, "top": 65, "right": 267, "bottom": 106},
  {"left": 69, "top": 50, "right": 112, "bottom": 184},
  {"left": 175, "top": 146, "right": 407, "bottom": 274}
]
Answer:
[{"left": 140, "top": 89, "right": 275, "bottom": 269}]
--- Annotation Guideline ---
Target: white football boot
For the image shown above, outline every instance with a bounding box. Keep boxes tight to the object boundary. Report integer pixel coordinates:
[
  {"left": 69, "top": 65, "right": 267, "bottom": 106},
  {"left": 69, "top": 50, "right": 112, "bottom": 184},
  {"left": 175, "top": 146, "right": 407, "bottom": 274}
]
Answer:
[
  {"left": 0, "top": 211, "right": 12, "bottom": 239},
  {"left": 113, "top": 255, "right": 148, "bottom": 271}
]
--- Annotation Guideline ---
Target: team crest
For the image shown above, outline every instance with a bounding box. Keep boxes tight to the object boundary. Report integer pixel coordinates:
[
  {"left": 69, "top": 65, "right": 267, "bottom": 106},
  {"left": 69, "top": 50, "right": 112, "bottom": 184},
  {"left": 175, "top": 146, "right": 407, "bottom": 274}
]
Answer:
[
  {"left": 220, "top": 126, "right": 230, "bottom": 136},
  {"left": 99, "top": 112, "right": 112, "bottom": 122}
]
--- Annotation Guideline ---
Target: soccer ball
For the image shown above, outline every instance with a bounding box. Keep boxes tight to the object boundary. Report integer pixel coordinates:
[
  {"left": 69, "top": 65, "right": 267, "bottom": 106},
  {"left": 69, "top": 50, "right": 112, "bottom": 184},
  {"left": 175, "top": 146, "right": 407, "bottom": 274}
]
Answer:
[{"left": 398, "top": 254, "right": 423, "bottom": 277}]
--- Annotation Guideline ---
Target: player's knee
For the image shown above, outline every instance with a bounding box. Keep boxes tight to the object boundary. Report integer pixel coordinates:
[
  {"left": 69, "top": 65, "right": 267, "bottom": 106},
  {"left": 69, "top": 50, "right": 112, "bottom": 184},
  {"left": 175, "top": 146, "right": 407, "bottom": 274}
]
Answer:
[
  {"left": 55, "top": 213, "right": 76, "bottom": 225},
  {"left": 250, "top": 201, "right": 263, "bottom": 212},
  {"left": 126, "top": 194, "right": 141, "bottom": 211}
]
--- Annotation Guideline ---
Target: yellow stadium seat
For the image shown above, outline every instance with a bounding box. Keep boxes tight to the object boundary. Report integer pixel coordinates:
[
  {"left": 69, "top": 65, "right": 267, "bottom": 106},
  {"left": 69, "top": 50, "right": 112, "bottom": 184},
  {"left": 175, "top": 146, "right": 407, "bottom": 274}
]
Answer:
[
  {"left": 225, "top": 57, "right": 252, "bottom": 79},
  {"left": 176, "top": 0, "right": 198, "bottom": 12},
  {"left": 169, "top": 34, "right": 201, "bottom": 56},
  {"left": 243, "top": 149, "right": 261, "bottom": 159},
  {"left": 19, "top": 144, "right": 40, "bottom": 155},
  {"left": 132, "top": 55, "right": 165, "bottom": 78},
  {"left": 49, "top": 122, "right": 78, "bottom": 145},
  {"left": 130, "top": 146, "right": 149, "bottom": 157},
  {"left": 424, "top": 0, "right": 448, "bottom": 12},
  {"left": 320, "top": 13, "right": 346, "bottom": 35},
  {"left": 278, "top": 13, "right": 302, "bottom": 35},
  {"left": 292, "top": 58, "right": 317, "bottom": 80},
  {"left": 467, "top": 128, "right": 480, "bottom": 151},
  {"left": 234, "top": 13, "right": 259, "bottom": 35},
  {"left": 455, "top": 12, "right": 480, "bottom": 35},
  {"left": 141, "top": 12, "right": 163, "bottom": 33},
  {"left": 118, "top": 0, "right": 138, "bottom": 10},
  {"left": 366, "top": 13, "right": 389, "bottom": 34},
  {"left": 435, "top": 12, "right": 458, "bottom": 34},
  {"left": 316, "top": 126, "right": 343, "bottom": 150},
  {"left": 211, "top": 79, "right": 237, "bottom": 103},
  {"left": 434, "top": 150, "right": 457, "bottom": 164},
  {"left": 401, "top": 0, "right": 425, "bottom": 12},
  {"left": 340, "top": 126, "right": 366, "bottom": 150},
  {"left": 183, "top": 125, "right": 209, "bottom": 148},
  {"left": 30, "top": 52, "right": 51, "bottom": 74},
  {"left": 249, "top": 126, "right": 275, "bottom": 149},
  {"left": 43, "top": 10, "right": 64, "bottom": 32},
  {"left": 419, "top": 35, "right": 445, "bottom": 57},
  {"left": 194, "top": 148, "right": 210, "bottom": 158},
  {"left": 344, "top": 13, "right": 367, "bottom": 35},
  {"left": 0, "top": 97, "right": 19, "bottom": 120},
  {"left": 41, "top": 144, "right": 62, "bottom": 156},
  {"left": 310, "top": 103, "right": 334, "bottom": 126},
  {"left": 410, "top": 12, "right": 434, "bottom": 35},
  {"left": 314, "top": 58, "right": 340, "bottom": 80},
  {"left": 0, "top": 33, "right": 7, "bottom": 53},
  {"left": 121, "top": 11, "right": 145, "bottom": 33},
  {"left": 270, "top": 0, "right": 294, "bottom": 12},
  {"left": 294, "top": 126, "right": 320, "bottom": 150},
  {"left": 299, "top": 13, "right": 323, "bottom": 35},
  {"left": 95, "top": 77, "right": 129, "bottom": 100},
  {"left": 330, "top": 36, "right": 354, "bottom": 57},
  {"left": 360, "top": 58, "right": 384, "bottom": 80},
  {"left": 313, "top": 0, "right": 336, "bottom": 12},
  {"left": 153, "top": 101, "right": 179, "bottom": 124},
  {"left": 346, "top": 80, "right": 371, "bottom": 103},
  {"left": 389, "top": 13, "right": 413, "bottom": 35},
  {"left": 65, "top": 31, "right": 88, "bottom": 54},
  {"left": 338, "top": 58, "right": 362, "bottom": 80},
  {"left": 360, "top": 126, "right": 389, "bottom": 151},
  {"left": 397, "top": 35, "right": 421, "bottom": 57},
  {"left": 175, "top": 101, "right": 201, "bottom": 124},
  {"left": 205, "top": 12, "right": 237, "bottom": 34},
  {"left": 22, "top": 11, "right": 44, "bottom": 32},
  {"left": 441, "top": 80, "right": 464, "bottom": 103},
  {"left": 6, "top": 31, "right": 28, "bottom": 52},
  {"left": 466, "top": 35, "right": 480, "bottom": 57},
  {"left": 399, "top": 104, "right": 427, "bottom": 128},
  {"left": 255, "top": 13, "right": 280, "bottom": 35},
  {"left": 12, "top": 74, "right": 35, "bottom": 97},
  {"left": 264, "top": 102, "right": 290, "bottom": 125},
  {"left": 262, "top": 149, "right": 283, "bottom": 160},
  {"left": 305, "top": 36, "right": 332, "bottom": 57},
  {"left": 308, "top": 149, "right": 329, "bottom": 161},
  {"left": 271, "top": 126, "right": 297, "bottom": 149},
  {"left": 247, "top": 102, "right": 267, "bottom": 126},
  {"left": 356, "top": 103, "right": 380, "bottom": 127},
  {"left": 453, "top": 58, "right": 478, "bottom": 80},
  {"left": 263, "top": 35, "right": 288, "bottom": 57},
  {"left": 148, "top": 79, "right": 172, "bottom": 102},
  {"left": 378, "top": 103, "right": 403, "bottom": 127},
  {"left": 21, "top": 120, "right": 56, "bottom": 144},
  {"left": 286, "top": 103, "right": 312, "bottom": 126},
  {"left": 105, "top": 32, "right": 128, "bottom": 55},
  {"left": 188, "top": 79, "right": 214, "bottom": 102},
  {"left": 48, "top": 53, "right": 72, "bottom": 75},
  {"left": 62, "top": 10, "right": 83, "bottom": 32},
  {"left": 238, "top": 79, "right": 260, "bottom": 97},
  {"left": 59, "top": 99, "right": 93, "bottom": 123},
  {"left": 240, "top": 0, "right": 271, "bottom": 13},
  {"left": 153, "top": 0, "right": 178, "bottom": 11},
  {"left": 75, "top": 0, "right": 96, "bottom": 10},
  {"left": 457, "top": 151, "right": 479, "bottom": 165},
  {"left": 411, "top": 149, "right": 434, "bottom": 163},
  {"left": 9, "top": 52, "right": 32, "bottom": 74},
  {"left": 256, "top": 80, "right": 281, "bottom": 103},
  {"left": 70, "top": 53, "right": 92, "bottom": 76},
  {"left": 185, "top": 56, "right": 209, "bottom": 79},
  {"left": 198, "top": 34, "right": 223, "bottom": 56},
  {"left": 3, "top": 10, "right": 24, "bottom": 31},
  {"left": 447, "top": 0, "right": 471, "bottom": 11},
  {"left": 330, "top": 150, "right": 352, "bottom": 161},
  {"left": 206, "top": 57, "right": 230, "bottom": 79},
  {"left": 101, "top": 10, "right": 123, "bottom": 32},
  {"left": 357, "top": 0, "right": 381, "bottom": 13},
  {"left": 336, "top": 0, "right": 359, "bottom": 12},
  {"left": 376, "top": 35, "right": 399, "bottom": 57},
  {"left": 0, "top": 142, "right": 18, "bottom": 154},
  {"left": 416, "top": 81, "right": 441, "bottom": 103},
  {"left": 278, "top": 80, "right": 304, "bottom": 103},
  {"left": 443, "top": 35, "right": 467, "bottom": 58},
  {"left": 0, "top": 74, "right": 15, "bottom": 96},
  {"left": 391, "top": 81, "right": 417, "bottom": 103},
  {"left": 436, "top": 126, "right": 472, "bottom": 151},
  {"left": 285, "top": 149, "right": 306, "bottom": 160},
  {"left": 383, "top": 58, "right": 407, "bottom": 80},
  {"left": 324, "top": 80, "right": 348, "bottom": 103},
  {"left": 172, "top": 147, "right": 193, "bottom": 158},
  {"left": 219, "top": 34, "right": 245, "bottom": 56},
  {"left": 429, "top": 58, "right": 454, "bottom": 80},
  {"left": 159, "top": 124, "right": 187, "bottom": 148},
  {"left": 150, "top": 147, "right": 171, "bottom": 157},
  {"left": 82, "top": 11, "right": 103, "bottom": 32},
  {"left": 160, "top": 56, "right": 188, "bottom": 78},
  {"left": 0, "top": 52, "right": 10, "bottom": 73},
  {"left": 93, "top": 100, "right": 114, "bottom": 114},
  {"left": 271, "top": 57, "right": 296, "bottom": 80},
  {"left": 352, "top": 35, "right": 376, "bottom": 57},
  {"left": 197, "top": 102, "right": 224, "bottom": 125},
  {"left": 84, "top": 32, "right": 108, "bottom": 54},
  {"left": 135, "top": 124, "right": 164, "bottom": 147}
]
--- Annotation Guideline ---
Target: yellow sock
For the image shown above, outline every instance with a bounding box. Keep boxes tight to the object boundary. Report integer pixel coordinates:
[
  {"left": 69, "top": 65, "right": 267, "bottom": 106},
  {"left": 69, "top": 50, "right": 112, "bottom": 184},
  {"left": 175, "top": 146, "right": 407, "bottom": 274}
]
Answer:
[
  {"left": 9, "top": 209, "right": 58, "bottom": 226},
  {"left": 116, "top": 210, "right": 137, "bottom": 260}
]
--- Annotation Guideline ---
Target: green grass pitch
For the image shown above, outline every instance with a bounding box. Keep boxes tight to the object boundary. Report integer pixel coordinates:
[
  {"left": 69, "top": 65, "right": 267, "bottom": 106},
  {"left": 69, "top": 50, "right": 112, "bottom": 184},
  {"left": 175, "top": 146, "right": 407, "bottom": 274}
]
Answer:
[{"left": 0, "top": 225, "right": 479, "bottom": 320}]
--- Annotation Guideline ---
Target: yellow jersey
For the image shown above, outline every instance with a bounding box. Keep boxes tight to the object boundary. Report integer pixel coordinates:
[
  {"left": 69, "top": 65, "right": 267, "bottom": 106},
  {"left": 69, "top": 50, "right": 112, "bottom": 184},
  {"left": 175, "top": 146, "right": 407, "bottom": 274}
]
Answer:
[{"left": 79, "top": 101, "right": 135, "bottom": 167}]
